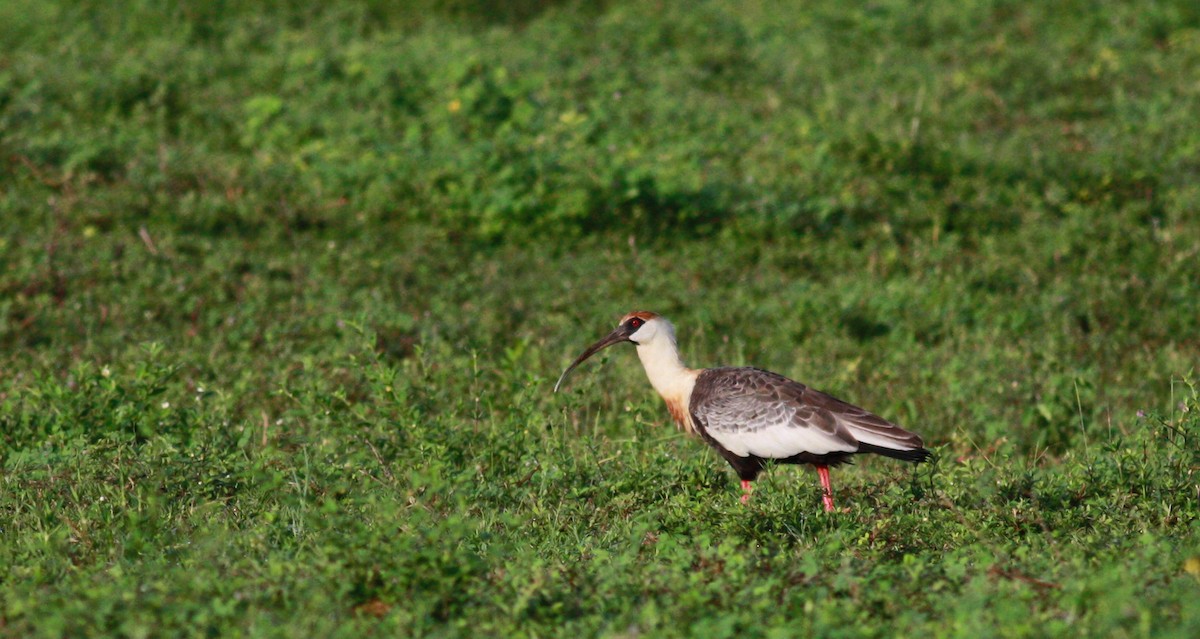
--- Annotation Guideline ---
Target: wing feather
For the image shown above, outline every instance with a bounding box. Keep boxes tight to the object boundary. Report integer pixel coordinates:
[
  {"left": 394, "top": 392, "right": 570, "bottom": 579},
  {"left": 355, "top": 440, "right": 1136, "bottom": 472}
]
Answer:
[{"left": 691, "top": 367, "right": 923, "bottom": 460}]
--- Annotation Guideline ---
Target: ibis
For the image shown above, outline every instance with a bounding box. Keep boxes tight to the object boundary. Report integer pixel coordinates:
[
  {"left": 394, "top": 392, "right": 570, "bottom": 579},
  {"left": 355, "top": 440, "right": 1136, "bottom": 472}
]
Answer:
[{"left": 554, "top": 311, "right": 931, "bottom": 511}]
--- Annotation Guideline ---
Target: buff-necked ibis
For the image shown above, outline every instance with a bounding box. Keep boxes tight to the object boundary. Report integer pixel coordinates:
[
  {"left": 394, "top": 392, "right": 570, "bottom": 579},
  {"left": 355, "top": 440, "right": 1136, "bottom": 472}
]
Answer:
[{"left": 554, "top": 311, "right": 931, "bottom": 511}]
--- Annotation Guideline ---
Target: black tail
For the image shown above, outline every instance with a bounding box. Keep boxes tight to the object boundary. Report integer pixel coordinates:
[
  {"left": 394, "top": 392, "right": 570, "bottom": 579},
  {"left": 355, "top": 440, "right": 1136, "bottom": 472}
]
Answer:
[{"left": 857, "top": 443, "right": 933, "bottom": 463}]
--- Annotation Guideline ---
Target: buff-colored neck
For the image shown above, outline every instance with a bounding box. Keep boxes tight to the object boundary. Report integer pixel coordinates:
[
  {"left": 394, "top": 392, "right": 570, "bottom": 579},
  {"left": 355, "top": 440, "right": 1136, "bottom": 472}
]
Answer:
[{"left": 635, "top": 327, "right": 699, "bottom": 432}]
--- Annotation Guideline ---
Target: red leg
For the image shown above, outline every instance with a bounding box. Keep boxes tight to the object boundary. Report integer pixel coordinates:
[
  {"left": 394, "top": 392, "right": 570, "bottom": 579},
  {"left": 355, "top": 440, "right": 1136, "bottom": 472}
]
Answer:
[
  {"left": 816, "top": 465, "right": 835, "bottom": 512},
  {"left": 740, "top": 479, "right": 753, "bottom": 504}
]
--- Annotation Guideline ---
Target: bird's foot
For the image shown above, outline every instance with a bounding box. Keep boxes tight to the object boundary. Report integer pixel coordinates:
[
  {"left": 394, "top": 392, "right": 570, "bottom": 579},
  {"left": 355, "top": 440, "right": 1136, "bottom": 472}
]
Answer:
[
  {"left": 740, "top": 479, "right": 753, "bottom": 504},
  {"left": 816, "top": 465, "right": 835, "bottom": 512}
]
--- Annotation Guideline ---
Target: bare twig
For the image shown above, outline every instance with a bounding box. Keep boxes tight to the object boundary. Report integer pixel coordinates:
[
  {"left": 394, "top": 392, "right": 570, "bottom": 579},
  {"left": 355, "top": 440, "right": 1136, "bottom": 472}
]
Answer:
[
  {"left": 13, "top": 154, "right": 65, "bottom": 190},
  {"left": 138, "top": 226, "right": 160, "bottom": 256},
  {"left": 987, "top": 565, "right": 1061, "bottom": 591},
  {"left": 360, "top": 435, "right": 396, "bottom": 483}
]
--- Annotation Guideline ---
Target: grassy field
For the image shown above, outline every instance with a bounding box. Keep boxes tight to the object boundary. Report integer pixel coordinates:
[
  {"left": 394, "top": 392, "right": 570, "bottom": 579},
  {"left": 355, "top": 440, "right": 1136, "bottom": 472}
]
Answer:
[{"left": 3, "top": 0, "right": 1200, "bottom": 636}]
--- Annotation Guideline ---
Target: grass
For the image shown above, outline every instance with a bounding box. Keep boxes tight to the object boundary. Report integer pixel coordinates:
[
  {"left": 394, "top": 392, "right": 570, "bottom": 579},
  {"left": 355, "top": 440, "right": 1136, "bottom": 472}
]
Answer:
[{"left": 2, "top": 0, "right": 1200, "bottom": 636}]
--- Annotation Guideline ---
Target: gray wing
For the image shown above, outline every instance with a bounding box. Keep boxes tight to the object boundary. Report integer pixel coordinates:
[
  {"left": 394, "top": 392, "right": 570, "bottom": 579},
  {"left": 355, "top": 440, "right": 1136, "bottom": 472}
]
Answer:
[{"left": 691, "top": 367, "right": 924, "bottom": 460}]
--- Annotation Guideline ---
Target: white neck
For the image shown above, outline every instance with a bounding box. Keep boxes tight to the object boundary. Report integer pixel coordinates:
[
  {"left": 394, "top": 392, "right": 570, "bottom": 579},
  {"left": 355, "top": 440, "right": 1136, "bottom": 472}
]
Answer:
[
  {"left": 635, "top": 328, "right": 699, "bottom": 426},
  {"left": 626, "top": 317, "right": 700, "bottom": 433},
  {"left": 636, "top": 334, "right": 693, "bottom": 395}
]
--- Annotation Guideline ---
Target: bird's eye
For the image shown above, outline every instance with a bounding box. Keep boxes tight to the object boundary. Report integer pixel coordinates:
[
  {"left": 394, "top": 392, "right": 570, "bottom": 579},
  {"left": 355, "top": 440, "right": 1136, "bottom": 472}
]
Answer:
[{"left": 628, "top": 317, "right": 644, "bottom": 330}]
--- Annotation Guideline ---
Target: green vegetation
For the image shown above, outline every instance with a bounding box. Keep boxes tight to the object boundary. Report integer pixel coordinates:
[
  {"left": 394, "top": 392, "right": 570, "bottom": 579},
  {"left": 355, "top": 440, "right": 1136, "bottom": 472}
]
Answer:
[{"left": 3, "top": 0, "right": 1199, "bottom": 636}]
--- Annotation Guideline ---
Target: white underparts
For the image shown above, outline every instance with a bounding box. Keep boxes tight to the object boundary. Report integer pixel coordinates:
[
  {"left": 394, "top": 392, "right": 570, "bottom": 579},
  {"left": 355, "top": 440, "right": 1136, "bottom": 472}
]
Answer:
[{"left": 706, "top": 423, "right": 857, "bottom": 458}]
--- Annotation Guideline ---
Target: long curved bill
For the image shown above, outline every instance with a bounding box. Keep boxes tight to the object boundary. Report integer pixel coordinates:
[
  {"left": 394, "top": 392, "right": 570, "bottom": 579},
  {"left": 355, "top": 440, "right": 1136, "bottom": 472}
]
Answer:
[{"left": 553, "top": 325, "right": 633, "bottom": 392}]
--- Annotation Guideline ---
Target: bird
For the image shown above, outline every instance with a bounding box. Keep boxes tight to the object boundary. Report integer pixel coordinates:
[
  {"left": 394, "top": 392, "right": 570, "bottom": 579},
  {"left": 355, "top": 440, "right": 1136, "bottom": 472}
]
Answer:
[{"left": 554, "top": 311, "right": 931, "bottom": 511}]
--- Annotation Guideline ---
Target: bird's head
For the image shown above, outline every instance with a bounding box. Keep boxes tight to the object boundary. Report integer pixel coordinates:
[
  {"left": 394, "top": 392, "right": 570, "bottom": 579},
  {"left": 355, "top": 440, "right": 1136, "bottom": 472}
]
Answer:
[{"left": 553, "top": 311, "right": 667, "bottom": 392}]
